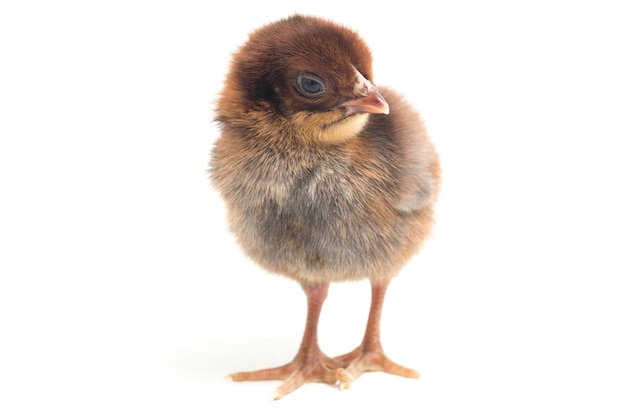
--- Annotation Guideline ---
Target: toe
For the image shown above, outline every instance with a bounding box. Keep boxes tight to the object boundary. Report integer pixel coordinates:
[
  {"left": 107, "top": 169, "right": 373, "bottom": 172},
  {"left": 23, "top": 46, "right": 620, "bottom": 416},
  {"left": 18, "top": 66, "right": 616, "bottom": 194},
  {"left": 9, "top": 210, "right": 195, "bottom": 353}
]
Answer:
[
  {"left": 379, "top": 355, "right": 420, "bottom": 379},
  {"left": 335, "top": 368, "right": 355, "bottom": 391},
  {"left": 337, "top": 348, "right": 420, "bottom": 386},
  {"left": 229, "top": 363, "right": 294, "bottom": 382}
]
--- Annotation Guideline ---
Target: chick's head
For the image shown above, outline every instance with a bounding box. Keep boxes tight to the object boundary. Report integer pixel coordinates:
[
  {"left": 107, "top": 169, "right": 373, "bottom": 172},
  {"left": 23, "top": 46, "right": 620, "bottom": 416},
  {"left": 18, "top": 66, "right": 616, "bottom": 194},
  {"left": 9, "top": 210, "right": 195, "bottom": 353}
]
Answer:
[{"left": 219, "top": 15, "right": 389, "bottom": 144}]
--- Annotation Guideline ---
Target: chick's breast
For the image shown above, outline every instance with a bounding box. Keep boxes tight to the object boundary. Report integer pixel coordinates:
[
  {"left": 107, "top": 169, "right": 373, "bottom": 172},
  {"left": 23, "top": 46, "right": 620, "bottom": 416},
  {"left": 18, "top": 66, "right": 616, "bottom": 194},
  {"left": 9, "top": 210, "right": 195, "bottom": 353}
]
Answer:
[{"left": 211, "top": 87, "right": 440, "bottom": 284}]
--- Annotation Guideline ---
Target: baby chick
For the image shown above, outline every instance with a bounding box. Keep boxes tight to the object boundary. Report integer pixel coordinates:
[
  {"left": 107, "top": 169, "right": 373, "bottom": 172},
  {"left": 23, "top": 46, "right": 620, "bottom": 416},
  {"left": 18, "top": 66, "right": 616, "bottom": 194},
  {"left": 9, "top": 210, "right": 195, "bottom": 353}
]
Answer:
[{"left": 210, "top": 15, "right": 440, "bottom": 400}]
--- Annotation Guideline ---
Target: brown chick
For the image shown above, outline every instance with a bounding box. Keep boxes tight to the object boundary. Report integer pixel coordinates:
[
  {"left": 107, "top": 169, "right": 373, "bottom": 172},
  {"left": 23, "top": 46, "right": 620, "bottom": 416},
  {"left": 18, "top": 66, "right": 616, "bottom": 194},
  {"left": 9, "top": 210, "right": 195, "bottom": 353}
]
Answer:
[{"left": 210, "top": 15, "right": 440, "bottom": 400}]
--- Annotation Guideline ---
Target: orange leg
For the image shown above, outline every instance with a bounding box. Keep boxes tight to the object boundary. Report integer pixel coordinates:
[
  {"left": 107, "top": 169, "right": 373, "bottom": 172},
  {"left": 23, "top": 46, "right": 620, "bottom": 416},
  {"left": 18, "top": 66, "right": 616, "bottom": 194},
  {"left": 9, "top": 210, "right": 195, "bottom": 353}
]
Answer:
[
  {"left": 335, "top": 281, "right": 420, "bottom": 390},
  {"left": 229, "top": 282, "right": 346, "bottom": 400}
]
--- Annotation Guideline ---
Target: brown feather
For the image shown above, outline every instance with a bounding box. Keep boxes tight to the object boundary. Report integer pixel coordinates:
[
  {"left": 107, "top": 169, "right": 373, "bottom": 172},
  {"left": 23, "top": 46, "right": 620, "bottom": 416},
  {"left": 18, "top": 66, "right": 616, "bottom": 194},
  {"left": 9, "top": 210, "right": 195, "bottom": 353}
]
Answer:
[{"left": 210, "top": 15, "right": 440, "bottom": 285}]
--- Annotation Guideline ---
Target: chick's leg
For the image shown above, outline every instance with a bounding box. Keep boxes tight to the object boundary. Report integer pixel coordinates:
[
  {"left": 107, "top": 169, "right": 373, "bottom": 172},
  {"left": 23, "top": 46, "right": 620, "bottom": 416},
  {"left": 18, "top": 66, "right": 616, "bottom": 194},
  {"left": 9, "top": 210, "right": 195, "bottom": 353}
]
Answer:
[
  {"left": 229, "top": 282, "right": 343, "bottom": 400},
  {"left": 335, "top": 281, "right": 420, "bottom": 390}
]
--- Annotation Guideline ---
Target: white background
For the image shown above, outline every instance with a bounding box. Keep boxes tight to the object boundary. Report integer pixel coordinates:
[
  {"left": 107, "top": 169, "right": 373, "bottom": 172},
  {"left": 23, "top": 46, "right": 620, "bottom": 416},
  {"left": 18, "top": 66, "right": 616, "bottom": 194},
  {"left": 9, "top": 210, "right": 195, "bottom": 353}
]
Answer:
[{"left": 1, "top": 1, "right": 625, "bottom": 415}]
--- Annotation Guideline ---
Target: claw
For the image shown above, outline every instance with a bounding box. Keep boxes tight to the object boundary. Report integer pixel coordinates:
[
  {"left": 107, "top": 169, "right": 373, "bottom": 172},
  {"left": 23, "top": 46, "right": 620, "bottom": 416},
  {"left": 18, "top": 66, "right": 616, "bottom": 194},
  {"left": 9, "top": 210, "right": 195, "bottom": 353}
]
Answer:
[{"left": 336, "top": 368, "right": 355, "bottom": 391}]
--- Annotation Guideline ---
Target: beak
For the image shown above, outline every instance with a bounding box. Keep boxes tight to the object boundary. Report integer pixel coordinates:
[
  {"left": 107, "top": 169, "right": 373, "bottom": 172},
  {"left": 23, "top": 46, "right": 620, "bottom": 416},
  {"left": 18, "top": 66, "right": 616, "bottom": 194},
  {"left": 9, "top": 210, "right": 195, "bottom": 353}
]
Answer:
[
  {"left": 340, "top": 69, "right": 390, "bottom": 116},
  {"left": 341, "top": 90, "right": 389, "bottom": 116}
]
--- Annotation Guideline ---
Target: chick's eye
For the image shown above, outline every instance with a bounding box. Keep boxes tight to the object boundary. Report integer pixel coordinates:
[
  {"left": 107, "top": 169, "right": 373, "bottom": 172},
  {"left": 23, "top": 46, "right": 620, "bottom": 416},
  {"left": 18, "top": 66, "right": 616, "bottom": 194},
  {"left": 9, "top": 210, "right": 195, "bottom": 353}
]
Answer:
[{"left": 296, "top": 74, "right": 326, "bottom": 97}]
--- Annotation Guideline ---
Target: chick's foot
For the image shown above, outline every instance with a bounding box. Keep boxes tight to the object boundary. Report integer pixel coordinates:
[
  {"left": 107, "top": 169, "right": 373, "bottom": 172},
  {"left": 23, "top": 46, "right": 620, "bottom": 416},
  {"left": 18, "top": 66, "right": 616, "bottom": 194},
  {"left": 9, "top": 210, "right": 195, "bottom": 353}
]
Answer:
[
  {"left": 229, "top": 351, "right": 347, "bottom": 400},
  {"left": 334, "top": 346, "right": 419, "bottom": 390},
  {"left": 333, "top": 282, "right": 419, "bottom": 390},
  {"left": 228, "top": 283, "right": 354, "bottom": 400}
]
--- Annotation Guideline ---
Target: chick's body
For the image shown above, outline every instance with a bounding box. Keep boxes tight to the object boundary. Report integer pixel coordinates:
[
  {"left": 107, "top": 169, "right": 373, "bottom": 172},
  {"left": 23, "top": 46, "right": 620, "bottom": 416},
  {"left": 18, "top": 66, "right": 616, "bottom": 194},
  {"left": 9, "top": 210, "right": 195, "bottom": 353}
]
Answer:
[
  {"left": 210, "top": 15, "right": 440, "bottom": 399},
  {"left": 213, "top": 88, "right": 438, "bottom": 284}
]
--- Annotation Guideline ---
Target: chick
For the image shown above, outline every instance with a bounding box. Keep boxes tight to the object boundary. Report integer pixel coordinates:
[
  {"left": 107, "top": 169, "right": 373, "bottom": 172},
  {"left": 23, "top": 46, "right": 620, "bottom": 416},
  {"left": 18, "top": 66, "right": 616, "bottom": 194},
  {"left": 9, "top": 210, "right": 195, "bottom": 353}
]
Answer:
[{"left": 210, "top": 15, "right": 440, "bottom": 399}]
